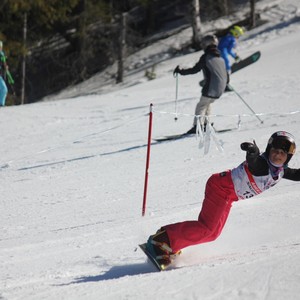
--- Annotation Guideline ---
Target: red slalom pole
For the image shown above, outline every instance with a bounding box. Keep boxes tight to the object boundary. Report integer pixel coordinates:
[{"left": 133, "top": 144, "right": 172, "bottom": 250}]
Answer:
[{"left": 142, "top": 103, "right": 153, "bottom": 216}]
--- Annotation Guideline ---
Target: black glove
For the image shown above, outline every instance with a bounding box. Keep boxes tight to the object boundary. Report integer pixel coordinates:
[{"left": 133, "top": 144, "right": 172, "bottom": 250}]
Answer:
[
  {"left": 235, "top": 55, "right": 241, "bottom": 62},
  {"left": 240, "top": 141, "right": 259, "bottom": 154},
  {"left": 173, "top": 65, "right": 181, "bottom": 76}
]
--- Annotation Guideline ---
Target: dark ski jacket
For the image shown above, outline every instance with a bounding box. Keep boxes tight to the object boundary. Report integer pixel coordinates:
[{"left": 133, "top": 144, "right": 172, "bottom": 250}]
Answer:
[
  {"left": 246, "top": 146, "right": 300, "bottom": 181},
  {"left": 231, "top": 143, "right": 300, "bottom": 200},
  {"left": 179, "top": 45, "right": 228, "bottom": 99}
]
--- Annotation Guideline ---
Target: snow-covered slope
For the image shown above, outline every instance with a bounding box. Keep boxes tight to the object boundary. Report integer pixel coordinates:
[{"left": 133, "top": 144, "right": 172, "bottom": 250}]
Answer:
[{"left": 1, "top": 0, "right": 300, "bottom": 299}]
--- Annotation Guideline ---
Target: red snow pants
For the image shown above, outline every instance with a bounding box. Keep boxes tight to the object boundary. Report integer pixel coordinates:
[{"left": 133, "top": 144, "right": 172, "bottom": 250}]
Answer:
[{"left": 164, "top": 170, "right": 238, "bottom": 252}]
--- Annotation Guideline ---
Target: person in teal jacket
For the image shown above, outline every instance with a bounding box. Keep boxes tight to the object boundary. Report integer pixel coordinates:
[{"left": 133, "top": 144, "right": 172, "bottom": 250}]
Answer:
[
  {"left": 218, "top": 25, "right": 244, "bottom": 72},
  {"left": 0, "top": 41, "right": 8, "bottom": 106}
]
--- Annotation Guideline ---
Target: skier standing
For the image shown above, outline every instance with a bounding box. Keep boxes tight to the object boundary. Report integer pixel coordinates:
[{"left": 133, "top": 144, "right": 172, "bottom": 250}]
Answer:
[
  {"left": 218, "top": 25, "right": 244, "bottom": 73},
  {"left": 0, "top": 41, "right": 8, "bottom": 107},
  {"left": 145, "top": 131, "right": 300, "bottom": 268},
  {"left": 173, "top": 35, "right": 228, "bottom": 133}
]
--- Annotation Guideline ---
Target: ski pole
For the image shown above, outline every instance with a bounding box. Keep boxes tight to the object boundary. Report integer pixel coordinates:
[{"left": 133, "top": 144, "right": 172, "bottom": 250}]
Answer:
[
  {"left": 228, "top": 84, "right": 263, "bottom": 124},
  {"left": 174, "top": 73, "right": 178, "bottom": 121}
]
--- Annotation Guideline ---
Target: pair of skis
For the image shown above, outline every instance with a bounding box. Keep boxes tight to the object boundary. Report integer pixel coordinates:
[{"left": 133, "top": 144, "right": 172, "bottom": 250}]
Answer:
[{"left": 153, "top": 126, "right": 237, "bottom": 143}]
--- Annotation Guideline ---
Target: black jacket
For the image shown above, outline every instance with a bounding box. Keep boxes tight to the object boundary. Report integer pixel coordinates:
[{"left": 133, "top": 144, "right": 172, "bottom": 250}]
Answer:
[{"left": 246, "top": 146, "right": 300, "bottom": 181}]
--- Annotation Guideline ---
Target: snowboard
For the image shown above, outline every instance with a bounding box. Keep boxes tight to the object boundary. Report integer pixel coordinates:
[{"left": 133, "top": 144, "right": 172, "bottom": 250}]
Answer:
[
  {"left": 231, "top": 51, "right": 261, "bottom": 73},
  {"left": 199, "top": 51, "right": 261, "bottom": 87},
  {"left": 139, "top": 243, "right": 167, "bottom": 271}
]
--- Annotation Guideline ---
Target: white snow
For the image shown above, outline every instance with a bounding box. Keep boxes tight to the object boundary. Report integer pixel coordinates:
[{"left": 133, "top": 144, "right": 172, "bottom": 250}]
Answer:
[{"left": 1, "top": 0, "right": 300, "bottom": 299}]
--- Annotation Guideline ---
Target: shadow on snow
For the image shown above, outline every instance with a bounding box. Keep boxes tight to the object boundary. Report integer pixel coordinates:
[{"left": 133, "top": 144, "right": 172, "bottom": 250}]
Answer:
[
  {"left": 59, "top": 262, "right": 158, "bottom": 286},
  {"left": 17, "top": 142, "right": 165, "bottom": 171}
]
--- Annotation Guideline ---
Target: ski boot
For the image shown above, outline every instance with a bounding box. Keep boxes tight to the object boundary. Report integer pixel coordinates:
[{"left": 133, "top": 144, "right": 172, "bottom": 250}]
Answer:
[{"left": 185, "top": 125, "right": 197, "bottom": 134}]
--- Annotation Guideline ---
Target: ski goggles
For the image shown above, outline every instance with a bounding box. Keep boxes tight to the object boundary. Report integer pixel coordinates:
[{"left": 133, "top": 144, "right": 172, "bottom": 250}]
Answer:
[{"left": 270, "top": 138, "right": 296, "bottom": 154}]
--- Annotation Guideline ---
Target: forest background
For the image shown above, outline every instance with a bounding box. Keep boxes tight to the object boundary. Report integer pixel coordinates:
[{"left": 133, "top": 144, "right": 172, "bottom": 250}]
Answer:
[{"left": 0, "top": 0, "right": 256, "bottom": 105}]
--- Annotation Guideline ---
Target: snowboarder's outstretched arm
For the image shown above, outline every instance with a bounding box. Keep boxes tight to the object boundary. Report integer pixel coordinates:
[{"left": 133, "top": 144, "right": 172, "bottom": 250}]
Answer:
[
  {"left": 241, "top": 141, "right": 300, "bottom": 181},
  {"left": 241, "top": 141, "right": 269, "bottom": 176},
  {"left": 283, "top": 168, "right": 300, "bottom": 181}
]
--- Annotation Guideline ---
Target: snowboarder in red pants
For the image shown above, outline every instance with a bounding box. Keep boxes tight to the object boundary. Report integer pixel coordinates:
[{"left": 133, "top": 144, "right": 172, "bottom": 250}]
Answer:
[{"left": 145, "top": 131, "right": 300, "bottom": 268}]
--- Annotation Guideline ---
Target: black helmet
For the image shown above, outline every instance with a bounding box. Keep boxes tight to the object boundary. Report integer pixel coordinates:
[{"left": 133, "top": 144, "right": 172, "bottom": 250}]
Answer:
[
  {"left": 201, "top": 35, "right": 218, "bottom": 50},
  {"left": 266, "top": 131, "right": 296, "bottom": 164}
]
